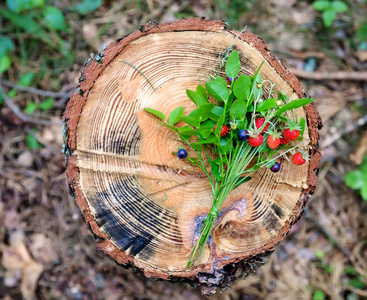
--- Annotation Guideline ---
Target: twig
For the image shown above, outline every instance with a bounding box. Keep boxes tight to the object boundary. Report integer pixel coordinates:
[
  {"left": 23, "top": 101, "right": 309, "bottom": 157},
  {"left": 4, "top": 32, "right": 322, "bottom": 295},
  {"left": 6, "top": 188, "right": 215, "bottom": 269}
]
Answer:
[
  {"left": 322, "top": 114, "right": 367, "bottom": 147},
  {"left": 289, "top": 68, "right": 367, "bottom": 82},
  {"left": 305, "top": 207, "right": 354, "bottom": 261},
  {"left": 0, "top": 84, "right": 60, "bottom": 126},
  {"left": 0, "top": 79, "right": 71, "bottom": 98}
]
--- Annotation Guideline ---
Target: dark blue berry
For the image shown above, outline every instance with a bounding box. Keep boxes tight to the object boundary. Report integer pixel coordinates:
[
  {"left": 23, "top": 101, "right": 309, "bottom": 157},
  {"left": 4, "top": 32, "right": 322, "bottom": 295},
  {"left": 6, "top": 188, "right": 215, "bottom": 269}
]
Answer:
[
  {"left": 177, "top": 149, "right": 188, "bottom": 159},
  {"left": 270, "top": 162, "right": 280, "bottom": 173},
  {"left": 238, "top": 129, "right": 249, "bottom": 141},
  {"left": 228, "top": 76, "right": 239, "bottom": 82}
]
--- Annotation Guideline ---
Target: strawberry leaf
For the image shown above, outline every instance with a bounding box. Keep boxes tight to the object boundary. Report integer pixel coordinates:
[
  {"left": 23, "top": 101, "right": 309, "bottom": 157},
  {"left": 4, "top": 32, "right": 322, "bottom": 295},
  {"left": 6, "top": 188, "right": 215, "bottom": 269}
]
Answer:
[{"left": 275, "top": 98, "right": 314, "bottom": 116}]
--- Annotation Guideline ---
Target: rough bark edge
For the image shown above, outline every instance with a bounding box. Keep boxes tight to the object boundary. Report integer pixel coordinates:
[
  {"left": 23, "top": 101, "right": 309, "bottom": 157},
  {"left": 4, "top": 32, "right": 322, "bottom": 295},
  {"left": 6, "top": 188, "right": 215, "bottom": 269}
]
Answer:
[{"left": 62, "top": 18, "right": 322, "bottom": 295}]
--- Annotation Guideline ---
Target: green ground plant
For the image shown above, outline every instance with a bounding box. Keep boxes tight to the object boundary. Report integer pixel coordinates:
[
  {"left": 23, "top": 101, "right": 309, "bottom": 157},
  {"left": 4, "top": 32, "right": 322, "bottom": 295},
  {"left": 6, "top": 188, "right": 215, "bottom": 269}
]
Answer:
[{"left": 345, "top": 155, "right": 367, "bottom": 201}]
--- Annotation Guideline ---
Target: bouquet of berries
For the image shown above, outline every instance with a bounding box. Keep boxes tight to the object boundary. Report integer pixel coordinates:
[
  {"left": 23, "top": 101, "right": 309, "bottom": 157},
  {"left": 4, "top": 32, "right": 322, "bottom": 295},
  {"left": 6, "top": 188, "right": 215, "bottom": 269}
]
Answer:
[{"left": 145, "top": 49, "right": 314, "bottom": 267}]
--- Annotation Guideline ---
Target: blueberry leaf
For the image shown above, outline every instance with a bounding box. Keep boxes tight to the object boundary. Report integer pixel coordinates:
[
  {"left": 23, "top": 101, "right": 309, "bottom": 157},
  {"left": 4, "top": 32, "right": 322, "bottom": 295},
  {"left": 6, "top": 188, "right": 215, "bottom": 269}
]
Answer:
[
  {"left": 196, "top": 85, "right": 208, "bottom": 103},
  {"left": 225, "top": 50, "right": 240, "bottom": 80},
  {"left": 230, "top": 99, "right": 247, "bottom": 120},
  {"left": 186, "top": 89, "right": 205, "bottom": 106},
  {"left": 145, "top": 108, "right": 166, "bottom": 121},
  {"left": 205, "top": 81, "right": 229, "bottom": 102},
  {"left": 233, "top": 74, "right": 252, "bottom": 99},
  {"left": 168, "top": 106, "right": 184, "bottom": 125}
]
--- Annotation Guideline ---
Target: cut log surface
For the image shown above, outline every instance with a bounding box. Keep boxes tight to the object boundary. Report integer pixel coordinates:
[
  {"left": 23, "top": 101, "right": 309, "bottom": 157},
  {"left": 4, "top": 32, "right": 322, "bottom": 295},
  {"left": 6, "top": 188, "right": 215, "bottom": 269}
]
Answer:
[{"left": 63, "top": 18, "right": 322, "bottom": 295}]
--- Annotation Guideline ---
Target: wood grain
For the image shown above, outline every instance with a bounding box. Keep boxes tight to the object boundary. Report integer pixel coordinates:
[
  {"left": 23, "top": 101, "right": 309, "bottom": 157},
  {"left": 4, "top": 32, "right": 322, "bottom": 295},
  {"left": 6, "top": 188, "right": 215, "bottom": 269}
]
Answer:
[{"left": 63, "top": 18, "right": 322, "bottom": 295}]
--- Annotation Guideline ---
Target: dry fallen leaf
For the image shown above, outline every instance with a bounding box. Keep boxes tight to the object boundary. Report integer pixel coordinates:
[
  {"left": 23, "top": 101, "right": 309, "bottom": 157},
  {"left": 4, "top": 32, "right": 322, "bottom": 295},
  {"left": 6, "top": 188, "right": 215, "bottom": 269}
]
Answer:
[
  {"left": 1, "top": 230, "right": 44, "bottom": 300},
  {"left": 29, "top": 234, "right": 59, "bottom": 265}
]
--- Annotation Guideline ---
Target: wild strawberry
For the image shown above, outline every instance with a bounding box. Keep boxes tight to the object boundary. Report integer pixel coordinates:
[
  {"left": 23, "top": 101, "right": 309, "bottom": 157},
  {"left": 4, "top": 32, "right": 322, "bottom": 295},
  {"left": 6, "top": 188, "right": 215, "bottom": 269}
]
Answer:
[
  {"left": 267, "top": 135, "right": 280, "bottom": 149},
  {"left": 248, "top": 134, "right": 263, "bottom": 147},
  {"left": 283, "top": 121, "right": 301, "bottom": 141},
  {"left": 283, "top": 128, "right": 300, "bottom": 141},
  {"left": 255, "top": 117, "right": 269, "bottom": 133},
  {"left": 280, "top": 137, "right": 289, "bottom": 145},
  {"left": 292, "top": 152, "right": 306, "bottom": 165},
  {"left": 214, "top": 125, "right": 229, "bottom": 137}
]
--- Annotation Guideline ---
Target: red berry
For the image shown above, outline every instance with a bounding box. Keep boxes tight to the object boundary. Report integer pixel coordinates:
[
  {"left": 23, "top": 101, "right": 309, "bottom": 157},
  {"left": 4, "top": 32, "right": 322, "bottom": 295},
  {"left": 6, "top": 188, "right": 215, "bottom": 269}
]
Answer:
[
  {"left": 255, "top": 117, "right": 269, "bottom": 133},
  {"left": 214, "top": 125, "right": 229, "bottom": 137},
  {"left": 279, "top": 137, "right": 289, "bottom": 145},
  {"left": 292, "top": 153, "right": 306, "bottom": 165},
  {"left": 283, "top": 128, "right": 300, "bottom": 141},
  {"left": 267, "top": 135, "right": 280, "bottom": 149},
  {"left": 248, "top": 135, "right": 264, "bottom": 147}
]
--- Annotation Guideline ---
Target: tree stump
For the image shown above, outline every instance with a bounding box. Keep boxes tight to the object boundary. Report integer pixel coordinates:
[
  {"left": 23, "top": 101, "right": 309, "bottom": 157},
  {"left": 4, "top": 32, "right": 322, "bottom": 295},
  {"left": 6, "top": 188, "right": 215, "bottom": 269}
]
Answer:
[{"left": 63, "top": 18, "right": 322, "bottom": 295}]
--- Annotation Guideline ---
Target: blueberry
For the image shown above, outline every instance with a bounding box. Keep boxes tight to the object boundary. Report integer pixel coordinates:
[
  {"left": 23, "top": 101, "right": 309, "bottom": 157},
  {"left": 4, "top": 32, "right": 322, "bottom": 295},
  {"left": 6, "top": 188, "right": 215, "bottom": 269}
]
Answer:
[
  {"left": 228, "top": 76, "right": 239, "bottom": 82},
  {"left": 238, "top": 129, "right": 249, "bottom": 141},
  {"left": 270, "top": 162, "right": 280, "bottom": 173},
  {"left": 177, "top": 149, "right": 188, "bottom": 159}
]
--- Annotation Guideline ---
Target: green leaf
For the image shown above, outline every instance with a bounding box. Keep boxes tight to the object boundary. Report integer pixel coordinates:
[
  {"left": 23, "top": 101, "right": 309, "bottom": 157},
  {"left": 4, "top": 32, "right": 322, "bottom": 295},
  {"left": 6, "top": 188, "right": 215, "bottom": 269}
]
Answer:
[
  {"left": 233, "top": 176, "right": 251, "bottom": 189},
  {"left": 225, "top": 50, "right": 240, "bottom": 80},
  {"left": 0, "top": 55, "right": 11, "bottom": 73},
  {"left": 75, "top": 0, "right": 102, "bottom": 14},
  {"left": 0, "top": 36, "right": 14, "bottom": 58},
  {"left": 331, "top": 1, "right": 348, "bottom": 13},
  {"left": 186, "top": 89, "right": 205, "bottom": 106},
  {"left": 210, "top": 161, "right": 222, "bottom": 181},
  {"left": 209, "top": 106, "right": 224, "bottom": 121},
  {"left": 39, "top": 97, "right": 54, "bottom": 110},
  {"left": 168, "top": 107, "right": 184, "bottom": 125},
  {"left": 180, "top": 116, "right": 199, "bottom": 127},
  {"left": 275, "top": 98, "right": 314, "bottom": 116},
  {"left": 26, "top": 132, "right": 41, "bottom": 150},
  {"left": 24, "top": 101, "right": 37, "bottom": 115},
  {"left": 179, "top": 126, "right": 213, "bottom": 138},
  {"left": 196, "top": 85, "right": 208, "bottom": 103},
  {"left": 313, "top": 289, "right": 325, "bottom": 300},
  {"left": 1, "top": 9, "right": 39, "bottom": 33},
  {"left": 6, "top": 0, "right": 45, "bottom": 12},
  {"left": 361, "top": 184, "right": 367, "bottom": 201},
  {"left": 312, "top": 0, "right": 331, "bottom": 11},
  {"left": 205, "top": 81, "right": 229, "bottom": 102},
  {"left": 322, "top": 9, "right": 336, "bottom": 27},
  {"left": 256, "top": 98, "right": 276, "bottom": 112},
  {"left": 44, "top": 6, "right": 67, "bottom": 32},
  {"left": 189, "top": 103, "right": 215, "bottom": 122},
  {"left": 157, "top": 122, "right": 179, "bottom": 133},
  {"left": 192, "top": 135, "right": 217, "bottom": 146},
  {"left": 233, "top": 74, "right": 252, "bottom": 100},
  {"left": 215, "top": 76, "right": 228, "bottom": 88},
  {"left": 299, "top": 117, "right": 306, "bottom": 137},
  {"left": 345, "top": 170, "right": 364, "bottom": 190},
  {"left": 19, "top": 72, "right": 35, "bottom": 87},
  {"left": 250, "top": 62, "right": 264, "bottom": 102},
  {"left": 144, "top": 108, "right": 166, "bottom": 121},
  {"left": 230, "top": 100, "right": 247, "bottom": 120}
]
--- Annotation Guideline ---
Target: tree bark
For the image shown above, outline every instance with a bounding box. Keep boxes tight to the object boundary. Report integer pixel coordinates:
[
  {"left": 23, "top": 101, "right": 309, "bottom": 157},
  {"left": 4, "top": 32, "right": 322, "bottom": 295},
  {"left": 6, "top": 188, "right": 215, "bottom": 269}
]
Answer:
[{"left": 63, "top": 18, "right": 322, "bottom": 295}]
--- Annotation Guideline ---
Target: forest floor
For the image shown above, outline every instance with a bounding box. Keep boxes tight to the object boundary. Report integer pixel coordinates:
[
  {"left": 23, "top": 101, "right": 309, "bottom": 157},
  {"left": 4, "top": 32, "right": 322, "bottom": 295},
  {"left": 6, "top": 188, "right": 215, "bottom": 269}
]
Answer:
[{"left": 0, "top": 0, "right": 367, "bottom": 299}]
